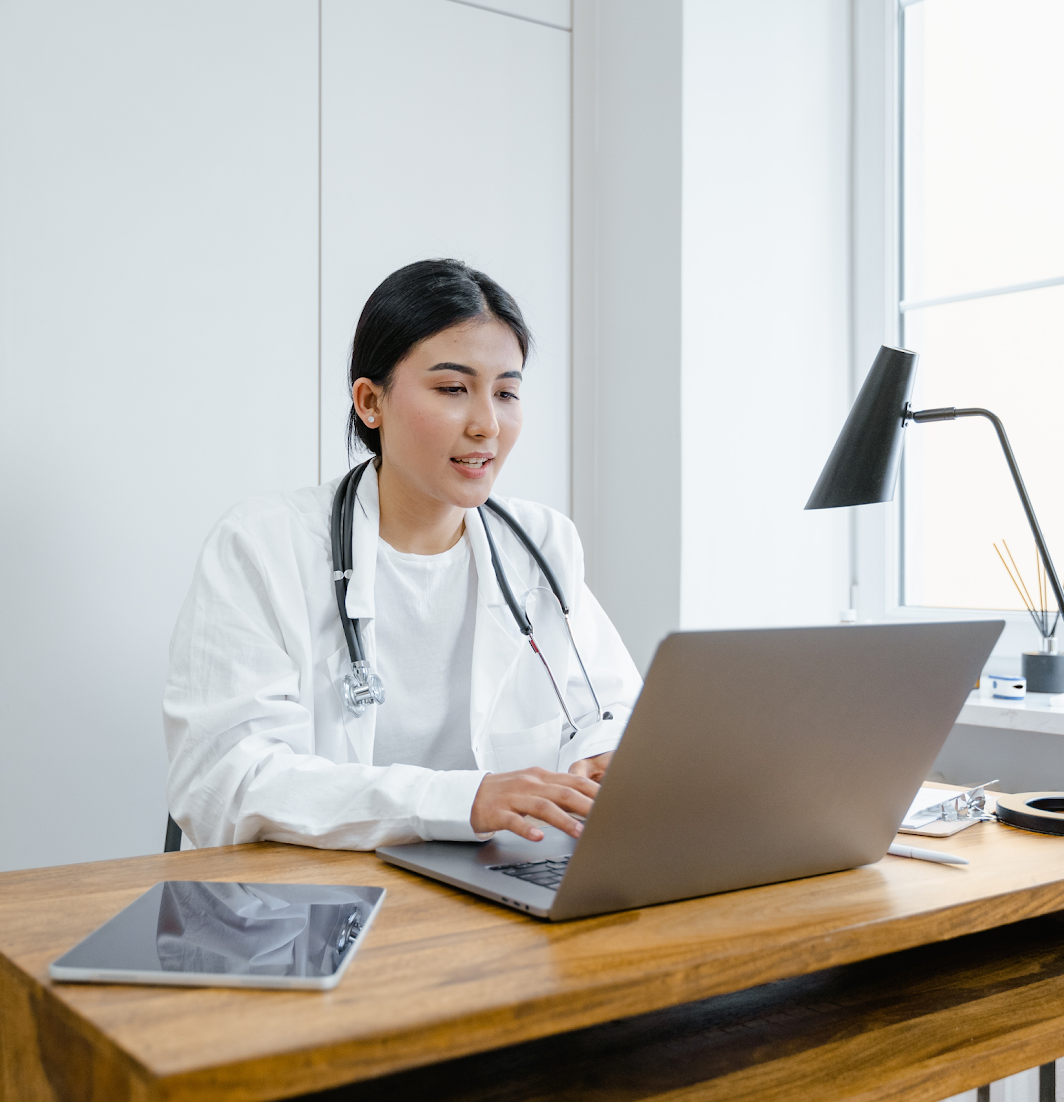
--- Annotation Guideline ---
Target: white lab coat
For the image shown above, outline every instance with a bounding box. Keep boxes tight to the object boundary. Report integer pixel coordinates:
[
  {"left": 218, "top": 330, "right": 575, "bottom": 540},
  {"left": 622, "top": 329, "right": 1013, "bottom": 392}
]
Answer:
[{"left": 164, "top": 464, "right": 643, "bottom": 850}]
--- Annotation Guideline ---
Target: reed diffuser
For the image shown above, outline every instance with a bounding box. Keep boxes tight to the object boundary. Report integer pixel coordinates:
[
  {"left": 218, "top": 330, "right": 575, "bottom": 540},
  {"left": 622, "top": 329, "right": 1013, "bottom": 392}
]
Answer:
[{"left": 994, "top": 540, "right": 1064, "bottom": 693}]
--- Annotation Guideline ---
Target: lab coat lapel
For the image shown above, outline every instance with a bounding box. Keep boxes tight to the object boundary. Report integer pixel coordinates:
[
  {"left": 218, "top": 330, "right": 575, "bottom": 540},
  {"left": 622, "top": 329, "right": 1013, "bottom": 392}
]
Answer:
[
  {"left": 330, "top": 463, "right": 381, "bottom": 764},
  {"left": 465, "top": 507, "right": 526, "bottom": 757}
]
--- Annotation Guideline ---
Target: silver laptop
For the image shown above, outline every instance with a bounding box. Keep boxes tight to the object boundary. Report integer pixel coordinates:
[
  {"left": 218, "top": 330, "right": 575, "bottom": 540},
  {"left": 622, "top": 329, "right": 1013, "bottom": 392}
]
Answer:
[{"left": 377, "top": 621, "right": 1002, "bottom": 921}]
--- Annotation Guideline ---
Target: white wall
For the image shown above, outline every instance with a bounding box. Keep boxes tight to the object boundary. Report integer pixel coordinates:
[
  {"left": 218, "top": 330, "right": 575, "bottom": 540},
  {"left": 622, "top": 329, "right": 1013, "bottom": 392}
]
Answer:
[
  {"left": 572, "top": 0, "right": 685, "bottom": 673},
  {"left": 572, "top": 0, "right": 853, "bottom": 670},
  {"left": 680, "top": 0, "right": 852, "bottom": 630},
  {"left": 0, "top": 0, "right": 319, "bottom": 873},
  {"left": 320, "top": 0, "right": 572, "bottom": 512},
  {"left": 0, "top": 0, "right": 571, "bottom": 873},
  {"left": 1, "top": 0, "right": 855, "bottom": 871}
]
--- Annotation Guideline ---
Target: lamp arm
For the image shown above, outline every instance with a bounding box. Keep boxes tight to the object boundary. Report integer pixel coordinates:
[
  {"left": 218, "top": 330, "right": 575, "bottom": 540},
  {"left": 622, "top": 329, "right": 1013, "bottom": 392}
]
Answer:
[{"left": 909, "top": 405, "right": 1064, "bottom": 622}]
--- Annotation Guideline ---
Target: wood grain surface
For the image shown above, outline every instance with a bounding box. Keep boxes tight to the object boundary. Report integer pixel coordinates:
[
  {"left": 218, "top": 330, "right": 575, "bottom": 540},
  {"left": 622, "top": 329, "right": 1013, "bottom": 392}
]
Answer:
[
  {"left": 305, "top": 912, "right": 1064, "bottom": 1102},
  {"left": 4, "top": 812, "right": 1064, "bottom": 1102}
]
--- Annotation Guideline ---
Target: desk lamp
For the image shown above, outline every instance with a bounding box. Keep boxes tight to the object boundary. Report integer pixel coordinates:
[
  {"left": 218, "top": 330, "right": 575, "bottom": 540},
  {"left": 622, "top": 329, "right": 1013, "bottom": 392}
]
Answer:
[{"left": 805, "top": 345, "right": 1064, "bottom": 695}]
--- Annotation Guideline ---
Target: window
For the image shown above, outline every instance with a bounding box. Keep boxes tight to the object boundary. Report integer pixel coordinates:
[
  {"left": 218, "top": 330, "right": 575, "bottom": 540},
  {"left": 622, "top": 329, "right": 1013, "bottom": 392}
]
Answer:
[{"left": 898, "top": 0, "right": 1064, "bottom": 614}]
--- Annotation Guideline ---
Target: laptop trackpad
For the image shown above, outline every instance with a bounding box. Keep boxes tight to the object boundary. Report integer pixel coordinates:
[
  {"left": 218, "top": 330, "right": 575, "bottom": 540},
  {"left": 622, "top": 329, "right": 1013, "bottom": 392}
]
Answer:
[{"left": 470, "top": 823, "right": 576, "bottom": 867}]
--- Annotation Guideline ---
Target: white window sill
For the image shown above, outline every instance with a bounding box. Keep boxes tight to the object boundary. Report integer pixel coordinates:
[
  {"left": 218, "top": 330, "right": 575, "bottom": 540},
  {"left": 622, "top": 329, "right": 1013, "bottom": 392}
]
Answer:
[{"left": 958, "top": 691, "right": 1064, "bottom": 737}]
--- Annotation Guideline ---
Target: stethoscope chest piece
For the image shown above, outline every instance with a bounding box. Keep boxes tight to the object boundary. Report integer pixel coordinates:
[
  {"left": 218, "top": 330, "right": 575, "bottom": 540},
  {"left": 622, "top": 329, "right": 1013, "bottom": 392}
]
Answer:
[{"left": 341, "top": 659, "right": 385, "bottom": 719}]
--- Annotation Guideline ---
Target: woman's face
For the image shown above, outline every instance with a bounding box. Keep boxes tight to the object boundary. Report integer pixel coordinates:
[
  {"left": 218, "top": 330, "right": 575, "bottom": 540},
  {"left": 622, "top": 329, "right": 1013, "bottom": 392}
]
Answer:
[{"left": 355, "top": 317, "right": 524, "bottom": 510}]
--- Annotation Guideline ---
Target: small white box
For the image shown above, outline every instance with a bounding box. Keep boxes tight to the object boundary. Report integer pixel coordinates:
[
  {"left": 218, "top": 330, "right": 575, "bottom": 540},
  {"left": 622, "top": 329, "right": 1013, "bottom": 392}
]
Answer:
[{"left": 987, "top": 674, "right": 1026, "bottom": 701}]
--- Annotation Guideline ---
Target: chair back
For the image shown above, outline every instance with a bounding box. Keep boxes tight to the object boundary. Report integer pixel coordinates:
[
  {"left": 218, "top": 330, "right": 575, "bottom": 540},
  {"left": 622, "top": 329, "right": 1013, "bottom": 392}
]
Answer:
[{"left": 164, "top": 814, "right": 183, "bottom": 853}]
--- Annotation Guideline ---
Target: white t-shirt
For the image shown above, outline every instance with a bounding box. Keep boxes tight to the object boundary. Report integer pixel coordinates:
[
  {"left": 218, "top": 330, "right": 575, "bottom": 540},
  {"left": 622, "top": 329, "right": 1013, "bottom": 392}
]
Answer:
[{"left": 371, "top": 533, "right": 479, "bottom": 771}]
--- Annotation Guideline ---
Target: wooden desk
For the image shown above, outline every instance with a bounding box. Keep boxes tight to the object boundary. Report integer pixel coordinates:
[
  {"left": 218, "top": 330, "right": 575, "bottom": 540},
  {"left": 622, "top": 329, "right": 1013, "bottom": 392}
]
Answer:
[
  {"left": 4, "top": 816, "right": 1064, "bottom": 1102},
  {"left": 328, "top": 911, "right": 1064, "bottom": 1102}
]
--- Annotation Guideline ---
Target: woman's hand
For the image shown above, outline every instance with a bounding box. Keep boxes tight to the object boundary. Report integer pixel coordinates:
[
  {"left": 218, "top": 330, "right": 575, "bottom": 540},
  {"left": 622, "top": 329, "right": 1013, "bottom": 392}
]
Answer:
[
  {"left": 568, "top": 751, "right": 613, "bottom": 783},
  {"left": 470, "top": 767, "right": 600, "bottom": 842}
]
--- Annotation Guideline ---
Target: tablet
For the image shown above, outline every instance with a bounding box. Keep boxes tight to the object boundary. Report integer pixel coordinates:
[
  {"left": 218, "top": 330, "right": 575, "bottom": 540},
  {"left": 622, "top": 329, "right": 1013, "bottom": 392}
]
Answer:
[{"left": 50, "top": 881, "right": 386, "bottom": 990}]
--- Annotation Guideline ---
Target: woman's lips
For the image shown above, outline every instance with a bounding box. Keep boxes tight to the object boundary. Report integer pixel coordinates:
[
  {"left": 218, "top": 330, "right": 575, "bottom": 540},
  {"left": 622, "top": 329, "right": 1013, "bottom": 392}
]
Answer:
[{"left": 450, "top": 456, "right": 493, "bottom": 479}]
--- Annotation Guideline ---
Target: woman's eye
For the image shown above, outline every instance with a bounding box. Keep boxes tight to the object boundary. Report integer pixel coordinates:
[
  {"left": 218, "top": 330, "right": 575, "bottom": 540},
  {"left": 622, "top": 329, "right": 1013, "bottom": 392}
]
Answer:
[
  {"left": 437, "top": 386, "right": 466, "bottom": 395},
  {"left": 496, "top": 390, "right": 520, "bottom": 402}
]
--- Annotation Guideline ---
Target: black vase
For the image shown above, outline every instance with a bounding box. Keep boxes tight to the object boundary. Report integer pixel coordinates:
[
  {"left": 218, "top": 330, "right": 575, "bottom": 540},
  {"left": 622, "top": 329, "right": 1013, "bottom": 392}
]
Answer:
[{"left": 1022, "top": 651, "right": 1064, "bottom": 694}]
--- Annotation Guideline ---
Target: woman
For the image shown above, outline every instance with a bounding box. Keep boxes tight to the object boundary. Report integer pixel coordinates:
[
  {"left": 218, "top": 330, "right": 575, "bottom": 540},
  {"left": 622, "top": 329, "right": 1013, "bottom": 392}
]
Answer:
[{"left": 164, "top": 259, "right": 642, "bottom": 851}]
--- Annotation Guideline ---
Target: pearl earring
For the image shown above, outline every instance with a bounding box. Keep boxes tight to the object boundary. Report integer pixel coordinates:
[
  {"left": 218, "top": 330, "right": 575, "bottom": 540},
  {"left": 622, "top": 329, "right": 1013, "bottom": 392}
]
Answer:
[{"left": 367, "top": 415, "right": 375, "bottom": 424}]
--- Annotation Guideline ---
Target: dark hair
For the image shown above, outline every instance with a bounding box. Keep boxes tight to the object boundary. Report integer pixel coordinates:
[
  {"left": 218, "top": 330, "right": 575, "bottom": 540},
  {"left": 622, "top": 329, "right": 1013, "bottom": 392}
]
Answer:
[{"left": 346, "top": 259, "right": 532, "bottom": 459}]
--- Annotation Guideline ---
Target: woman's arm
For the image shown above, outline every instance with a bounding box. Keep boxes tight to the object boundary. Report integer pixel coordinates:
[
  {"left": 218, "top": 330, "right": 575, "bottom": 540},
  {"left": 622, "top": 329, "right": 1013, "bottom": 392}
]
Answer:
[{"left": 164, "top": 508, "right": 488, "bottom": 851}]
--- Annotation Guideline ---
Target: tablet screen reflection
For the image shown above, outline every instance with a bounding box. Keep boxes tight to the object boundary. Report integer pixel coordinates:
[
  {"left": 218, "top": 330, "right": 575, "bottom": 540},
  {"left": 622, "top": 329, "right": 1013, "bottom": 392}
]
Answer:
[{"left": 156, "top": 881, "right": 381, "bottom": 978}]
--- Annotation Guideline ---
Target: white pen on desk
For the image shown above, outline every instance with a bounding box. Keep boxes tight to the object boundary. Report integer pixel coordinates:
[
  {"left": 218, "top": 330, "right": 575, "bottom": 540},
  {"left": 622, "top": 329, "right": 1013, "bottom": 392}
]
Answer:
[{"left": 888, "top": 842, "right": 968, "bottom": 866}]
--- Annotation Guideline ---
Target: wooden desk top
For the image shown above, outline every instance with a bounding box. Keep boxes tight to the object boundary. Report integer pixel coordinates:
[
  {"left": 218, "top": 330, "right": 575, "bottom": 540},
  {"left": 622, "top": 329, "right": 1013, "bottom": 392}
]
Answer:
[
  {"left": 3, "top": 814, "right": 1064, "bottom": 1102},
  {"left": 343, "top": 911, "right": 1064, "bottom": 1102}
]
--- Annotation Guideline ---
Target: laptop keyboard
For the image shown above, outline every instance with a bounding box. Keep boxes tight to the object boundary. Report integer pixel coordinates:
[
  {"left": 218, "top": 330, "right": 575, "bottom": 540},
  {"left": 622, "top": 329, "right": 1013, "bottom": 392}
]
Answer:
[{"left": 489, "top": 854, "right": 570, "bottom": 891}]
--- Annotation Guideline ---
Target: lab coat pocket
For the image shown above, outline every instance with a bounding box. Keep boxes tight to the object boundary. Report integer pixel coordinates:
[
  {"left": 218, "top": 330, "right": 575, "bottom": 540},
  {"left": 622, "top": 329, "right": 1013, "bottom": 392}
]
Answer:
[{"left": 489, "top": 717, "right": 563, "bottom": 773}]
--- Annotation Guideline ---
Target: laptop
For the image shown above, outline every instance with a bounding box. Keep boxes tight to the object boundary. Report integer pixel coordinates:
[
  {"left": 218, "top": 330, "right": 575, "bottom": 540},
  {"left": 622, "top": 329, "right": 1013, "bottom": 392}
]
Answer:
[{"left": 377, "top": 621, "right": 1002, "bottom": 921}]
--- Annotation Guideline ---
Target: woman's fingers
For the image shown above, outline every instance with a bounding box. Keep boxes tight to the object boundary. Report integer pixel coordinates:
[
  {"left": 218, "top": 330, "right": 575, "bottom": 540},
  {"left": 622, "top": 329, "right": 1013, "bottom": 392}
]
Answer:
[
  {"left": 569, "top": 751, "right": 614, "bottom": 782},
  {"left": 521, "top": 796, "right": 587, "bottom": 840},
  {"left": 541, "top": 771, "right": 599, "bottom": 802},
  {"left": 470, "top": 768, "right": 602, "bottom": 838},
  {"left": 496, "top": 810, "right": 545, "bottom": 842},
  {"left": 531, "top": 783, "right": 596, "bottom": 820}
]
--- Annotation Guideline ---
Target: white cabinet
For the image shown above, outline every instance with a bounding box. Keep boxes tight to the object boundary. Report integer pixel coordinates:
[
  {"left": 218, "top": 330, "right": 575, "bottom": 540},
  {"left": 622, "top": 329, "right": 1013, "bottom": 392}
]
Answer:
[
  {"left": 320, "top": 0, "right": 571, "bottom": 512},
  {"left": 0, "top": 0, "right": 571, "bottom": 871},
  {"left": 0, "top": 0, "right": 319, "bottom": 871}
]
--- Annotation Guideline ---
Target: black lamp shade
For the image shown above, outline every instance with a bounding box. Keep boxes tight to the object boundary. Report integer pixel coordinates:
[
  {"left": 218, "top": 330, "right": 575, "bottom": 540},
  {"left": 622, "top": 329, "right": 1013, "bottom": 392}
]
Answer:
[{"left": 805, "top": 345, "right": 919, "bottom": 510}]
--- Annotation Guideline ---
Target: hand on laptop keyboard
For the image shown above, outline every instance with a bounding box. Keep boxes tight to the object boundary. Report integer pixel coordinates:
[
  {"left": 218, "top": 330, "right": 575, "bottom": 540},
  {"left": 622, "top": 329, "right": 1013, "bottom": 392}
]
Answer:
[
  {"left": 567, "top": 751, "right": 613, "bottom": 783},
  {"left": 470, "top": 767, "right": 598, "bottom": 841}
]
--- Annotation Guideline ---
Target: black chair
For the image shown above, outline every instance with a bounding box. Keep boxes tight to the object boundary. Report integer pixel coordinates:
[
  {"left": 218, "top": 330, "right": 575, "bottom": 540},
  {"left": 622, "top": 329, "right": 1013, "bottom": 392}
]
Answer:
[{"left": 164, "top": 814, "right": 183, "bottom": 853}]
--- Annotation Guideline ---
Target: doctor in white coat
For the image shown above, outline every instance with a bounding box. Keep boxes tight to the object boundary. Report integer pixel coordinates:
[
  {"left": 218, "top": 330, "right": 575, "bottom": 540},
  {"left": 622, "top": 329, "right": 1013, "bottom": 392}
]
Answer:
[{"left": 165, "top": 259, "right": 643, "bottom": 852}]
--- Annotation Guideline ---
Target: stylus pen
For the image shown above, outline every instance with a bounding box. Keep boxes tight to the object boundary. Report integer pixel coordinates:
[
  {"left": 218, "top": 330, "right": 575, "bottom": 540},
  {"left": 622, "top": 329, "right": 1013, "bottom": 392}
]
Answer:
[{"left": 887, "top": 842, "right": 968, "bottom": 865}]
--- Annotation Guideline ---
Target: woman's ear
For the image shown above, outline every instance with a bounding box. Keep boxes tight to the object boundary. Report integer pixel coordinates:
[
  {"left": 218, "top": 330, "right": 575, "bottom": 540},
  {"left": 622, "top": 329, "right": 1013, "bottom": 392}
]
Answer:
[{"left": 352, "top": 378, "right": 383, "bottom": 427}]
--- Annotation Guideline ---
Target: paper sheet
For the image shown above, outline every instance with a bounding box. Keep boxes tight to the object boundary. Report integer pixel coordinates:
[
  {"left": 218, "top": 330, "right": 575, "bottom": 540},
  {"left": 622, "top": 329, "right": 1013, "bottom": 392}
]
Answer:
[
  {"left": 903, "top": 787, "right": 955, "bottom": 826},
  {"left": 899, "top": 786, "right": 998, "bottom": 837}
]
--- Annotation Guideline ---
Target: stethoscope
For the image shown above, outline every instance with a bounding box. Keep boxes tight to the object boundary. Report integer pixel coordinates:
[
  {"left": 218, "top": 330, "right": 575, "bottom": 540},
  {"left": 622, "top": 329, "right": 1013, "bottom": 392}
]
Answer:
[{"left": 330, "top": 460, "right": 608, "bottom": 731}]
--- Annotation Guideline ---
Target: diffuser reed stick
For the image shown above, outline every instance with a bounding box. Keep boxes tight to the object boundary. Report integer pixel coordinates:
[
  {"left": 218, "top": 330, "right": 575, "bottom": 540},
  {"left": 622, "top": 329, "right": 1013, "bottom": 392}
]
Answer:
[{"left": 994, "top": 539, "right": 1060, "bottom": 641}]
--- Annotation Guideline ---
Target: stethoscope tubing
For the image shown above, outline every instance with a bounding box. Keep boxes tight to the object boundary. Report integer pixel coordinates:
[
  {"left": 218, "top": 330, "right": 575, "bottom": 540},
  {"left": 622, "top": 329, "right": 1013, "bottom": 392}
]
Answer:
[
  {"left": 482, "top": 497, "right": 570, "bottom": 613},
  {"left": 475, "top": 502, "right": 533, "bottom": 634},
  {"left": 480, "top": 499, "right": 604, "bottom": 726},
  {"left": 331, "top": 461, "right": 372, "bottom": 665},
  {"left": 476, "top": 504, "right": 583, "bottom": 732},
  {"left": 332, "top": 462, "right": 603, "bottom": 731}
]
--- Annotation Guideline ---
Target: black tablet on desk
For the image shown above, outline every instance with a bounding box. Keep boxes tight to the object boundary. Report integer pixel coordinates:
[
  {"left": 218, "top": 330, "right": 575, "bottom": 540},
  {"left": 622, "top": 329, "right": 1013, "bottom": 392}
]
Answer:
[{"left": 50, "top": 881, "right": 385, "bottom": 990}]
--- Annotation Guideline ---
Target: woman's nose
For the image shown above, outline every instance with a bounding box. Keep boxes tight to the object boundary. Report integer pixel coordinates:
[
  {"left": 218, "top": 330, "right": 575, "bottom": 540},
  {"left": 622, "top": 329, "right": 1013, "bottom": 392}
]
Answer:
[{"left": 467, "top": 394, "right": 499, "bottom": 439}]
